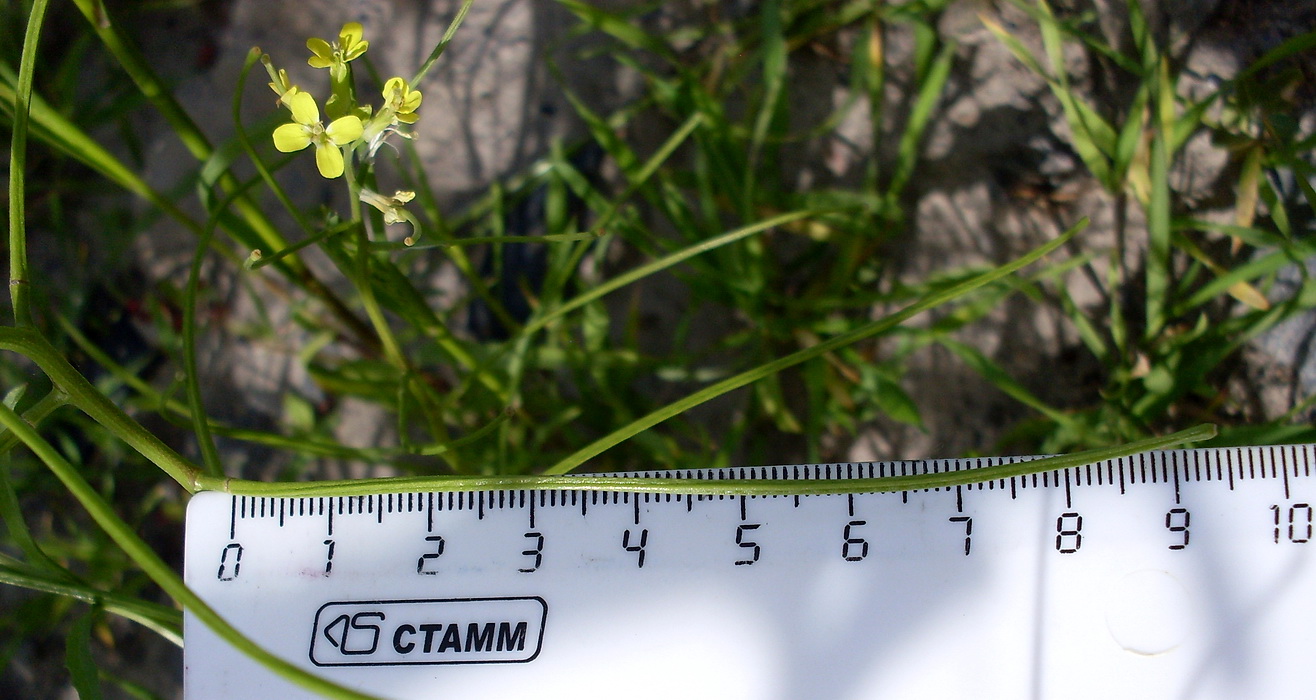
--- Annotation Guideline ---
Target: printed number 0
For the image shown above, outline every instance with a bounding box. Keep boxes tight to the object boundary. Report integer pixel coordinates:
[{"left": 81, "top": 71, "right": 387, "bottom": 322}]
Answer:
[{"left": 217, "top": 543, "right": 243, "bottom": 581}]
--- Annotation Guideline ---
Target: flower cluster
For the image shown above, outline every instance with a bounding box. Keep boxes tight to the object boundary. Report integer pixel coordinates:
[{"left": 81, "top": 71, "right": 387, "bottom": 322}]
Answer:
[{"left": 260, "top": 22, "right": 424, "bottom": 239}]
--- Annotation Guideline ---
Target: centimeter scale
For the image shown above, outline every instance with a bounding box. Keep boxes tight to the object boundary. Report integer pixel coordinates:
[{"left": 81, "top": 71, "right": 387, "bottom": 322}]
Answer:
[{"left": 184, "top": 445, "right": 1316, "bottom": 698}]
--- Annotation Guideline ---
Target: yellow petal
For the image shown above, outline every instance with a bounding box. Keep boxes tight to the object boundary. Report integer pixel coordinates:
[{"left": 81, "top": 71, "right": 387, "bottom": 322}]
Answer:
[
  {"left": 315, "top": 143, "right": 345, "bottom": 179},
  {"left": 286, "top": 91, "right": 319, "bottom": 126},
  {"left": 325, "top": 115, "right": 363, "bottom": 145},
  {"left": 401, "top": 90, "right": 422, "bottom": 113},
  {"left": 395, "top": 112, "right": 419, "bottom": 125},
  {"left": 344, "top": 39, "right": 368, "bottom": 61},
  {"left": 272, "top": 123, "right": 311, "bottom": 152},
  {"left": 305, "top": 37, "right": 331, "bottom": 61},
  {"left": 340, "top": 22, "right": 364, "bottom": 47},
  {"left": 383, "top": 77, "right": 405, "bottom": 97}
]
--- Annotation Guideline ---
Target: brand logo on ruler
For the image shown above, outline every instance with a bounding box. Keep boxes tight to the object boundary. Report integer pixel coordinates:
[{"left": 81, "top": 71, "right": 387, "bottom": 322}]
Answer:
[{"left": 309, "top": 597, "right": 548, "bottom": 666}]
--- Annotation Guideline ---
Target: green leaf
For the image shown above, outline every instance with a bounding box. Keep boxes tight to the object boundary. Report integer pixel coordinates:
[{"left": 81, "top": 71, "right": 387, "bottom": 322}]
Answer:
[
  {"left": 872, "top": 372, "right": 923, "bottom": 429},
  {"left": 66, "top": 610, "right": 104, "bottom": 700}
]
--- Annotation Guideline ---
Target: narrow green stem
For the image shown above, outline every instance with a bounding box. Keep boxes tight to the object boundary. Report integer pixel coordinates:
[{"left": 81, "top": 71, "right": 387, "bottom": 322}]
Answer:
[
  {"left": 543, "top": 219, "right": 1085, "bottom": 475},
  {"left": 0, "top": 560, "right": 183, "bottom": 646},
  {"left": 0, "top": 401, "right": 379, "bottom": 700},
  {"left": 343, "top": 159, "right": 406, "bottom": 368},
  {"left": 0, "top": 388, "right": 73, "bottom": 577},
  {"left": 194, "top": 424, "right": 1216, "bottom": 497},
  {"left": 0, "top": 326, "right": 204, "bottom": 492},
  {"left": 184, "top": 211, "right": 225, "bottom": 478},
  {"left": 8, "top": 0, "right": 51, "bottom": 327}
]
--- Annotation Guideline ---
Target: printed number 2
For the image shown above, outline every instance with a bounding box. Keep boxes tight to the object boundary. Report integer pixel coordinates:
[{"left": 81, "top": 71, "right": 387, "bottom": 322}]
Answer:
[{"left": 416, "top": 535, "right": 445, "bottom": 575}]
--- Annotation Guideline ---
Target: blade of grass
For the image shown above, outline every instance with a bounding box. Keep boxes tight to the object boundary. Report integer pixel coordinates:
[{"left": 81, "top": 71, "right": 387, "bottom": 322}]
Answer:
[
  {"left": 0, "top": 390, "right": 75, "bottom": 578},
  {"left": 66, "top": 609, "right": 104, "bottom": 700},
  {"left": 555, "top": 0, "right": 677, "bottom": 62},
  {"left": 542, "top": 219, "right": 1087, "bottom": 475},
  {"left": 410, "top": 0, "right": 475, "bottom": 85},
  {"left": 7, "top": 0, "right": 52, "bottom": 328},
  {"left": 0, "top": 402, "right": 380, "bottom": 700},
  {"left": 887, "top": 35, "right": 954, "bottom": 199},
  {"left": 0, "top": 560, "right": 182, "bottom": 646},
  {"left": 196, "top": 422, "right": 1216, "bottom": 497},
  {"left": 521, "top": 210, "right": 820, "bottom": 339},
  {"left": 743, "top": 0, "right": 787, "bottom": 217},
  {"left": 0, "top": 326, "right": 204, "bottom": 492},
  {"left": 1144, "top": 57, "right": 1173, "bottom": 340}
]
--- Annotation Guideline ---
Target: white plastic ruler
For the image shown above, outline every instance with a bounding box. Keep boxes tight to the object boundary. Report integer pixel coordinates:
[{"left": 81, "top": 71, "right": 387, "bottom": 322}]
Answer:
[{"left": 184, "top": 445, "right": 1316, "bottom": 698}]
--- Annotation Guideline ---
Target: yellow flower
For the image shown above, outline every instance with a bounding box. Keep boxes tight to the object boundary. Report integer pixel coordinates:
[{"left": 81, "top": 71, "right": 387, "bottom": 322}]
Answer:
[
  {"left": 307, "top": 22, "right": 368, "bottom": 79},
  {"left": 272, "top": 91, "right": 363, "bottom": 179},
  {"left": 382, "top": 77, "right": 422, "bottom": 125}
]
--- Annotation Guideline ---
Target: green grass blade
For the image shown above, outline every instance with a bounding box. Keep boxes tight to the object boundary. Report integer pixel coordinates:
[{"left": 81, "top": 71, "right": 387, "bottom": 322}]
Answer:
[
  {"left": 542, "top": 219, "right": 1087, "bottom": 475},
  {"left": 555, "top": 0, "right": 676, "bottom": 61},
  {"left": 200, "top": 423, "right": 1215, "bottom": 498},
  {"left": 0, "top": 561, "right": 183, "bottom": 646},
  {"left": 410, "top": 0, "right": 475, "bottom": 85},
  {"left": 1144, "top": 58, "right": 1173, "bottom": 340},
  {"left": 1234, "top": 29, "right": 1316, "bottom": 83},
  {"left": 521, "top": 210, "right": 820, "bottom": 339},
  {"left": 744, "top": 0, "right": 787, "bottom": 215},
  {"left": 7, "top": 0, "right": 52, "bottom": 327},
  {"left": 0, "top": 390, "right": 73, "bottom": 576},
  {"left": 0, "top": 67, "right": 207, "bottom": 238},
  {"left": 888, "top": 38, "right": 955, "bottom": 199},
  {"left": 937, "top": 337, "right": 1083, "bottom": 434},
  {"left": 0, "top": 402, "right": 381, "bottom": 700},
  {"left": 66, "top": 610, "right": 104, "bottom": 700}
]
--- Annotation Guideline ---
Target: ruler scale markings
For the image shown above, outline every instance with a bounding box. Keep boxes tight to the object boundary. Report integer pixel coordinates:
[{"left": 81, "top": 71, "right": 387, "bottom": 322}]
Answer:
[
  {"left": 1227, "top": 449, "right": 1237, "bottom": 490},
  {"left": 185, "top": 445, "right": 1316, "bottom": 698},
  {"left": 1280, "top": 445, "right": 1291, "bottom": 499},
  {"left": 1172, "top": 452, "right": 1182, "bottom": 505}
]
